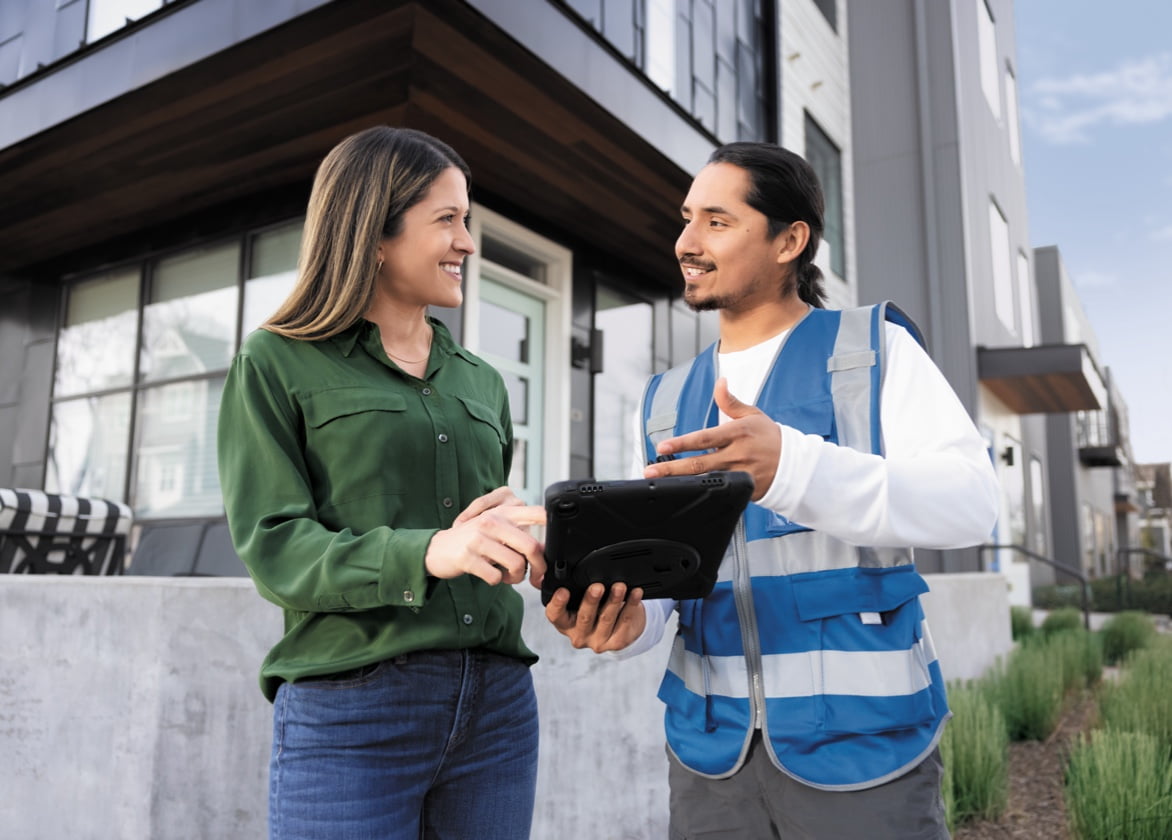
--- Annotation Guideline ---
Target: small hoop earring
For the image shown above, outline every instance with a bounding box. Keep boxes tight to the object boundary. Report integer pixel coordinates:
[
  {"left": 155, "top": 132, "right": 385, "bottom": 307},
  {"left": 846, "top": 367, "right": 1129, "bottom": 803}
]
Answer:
[{"left": 376, "top": 258, "right": 383, "bottom": 275}]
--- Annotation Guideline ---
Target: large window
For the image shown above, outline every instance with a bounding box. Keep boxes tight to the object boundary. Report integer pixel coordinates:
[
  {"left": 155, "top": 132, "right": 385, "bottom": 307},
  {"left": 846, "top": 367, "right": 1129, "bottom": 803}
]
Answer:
[
  {"left": 593, "top": 286, "right": 654, "bottom": 480},
  {"left": 1005, "top": 65, "right": 1022, "bottom": 164},
  {"left": 87, "top": 0, "right": 164, "bottom": 43},
  {"left": 1016, "top": 250, "right": 1034, "bottom": 346},
  {"left": 1029, "top": 456, "right": 1047, "bottom": 556},
  {"left": 812, "top": 0, "right": 837, "bottom": 32},
  {"left": 976, "top": 0, "right": 1001, "bottom": 119},
  {"left": 564, "top": 0, "right": 773, "bottom": 142},
  {"left": 988, "top": 200, "right": 1015, "bottom": 331},
  {"left": 805, "top": 113, "right": 845, "bottom": 280},
  {"left": 47, "top": 220, "right": 302, "bottom": 520}
]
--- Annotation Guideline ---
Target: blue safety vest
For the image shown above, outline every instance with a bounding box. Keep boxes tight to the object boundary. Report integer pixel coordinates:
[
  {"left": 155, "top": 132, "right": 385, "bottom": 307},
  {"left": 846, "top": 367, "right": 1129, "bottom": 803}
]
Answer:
[{"left": 640, "top": 303, "right": 949, "bottom": 791}]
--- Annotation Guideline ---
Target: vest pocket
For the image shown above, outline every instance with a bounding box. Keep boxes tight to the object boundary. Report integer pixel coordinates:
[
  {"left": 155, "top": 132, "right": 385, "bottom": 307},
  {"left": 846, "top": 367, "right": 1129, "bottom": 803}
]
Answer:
[{"left": 791, "top": 566, "right": 937, "bottom": 735}]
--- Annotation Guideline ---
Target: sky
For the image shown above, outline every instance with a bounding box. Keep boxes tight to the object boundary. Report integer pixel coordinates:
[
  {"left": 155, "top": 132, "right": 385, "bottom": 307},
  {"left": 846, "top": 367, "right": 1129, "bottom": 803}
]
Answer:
[{"left": 1013, "top": 1, "right": 1172, "bottom": 465}]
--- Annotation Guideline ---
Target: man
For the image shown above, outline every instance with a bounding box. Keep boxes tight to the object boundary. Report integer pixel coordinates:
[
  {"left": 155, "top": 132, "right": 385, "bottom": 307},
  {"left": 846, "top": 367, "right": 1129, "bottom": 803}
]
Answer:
[{"left": 546, "top": 142, "right": 999, "bottom": 839}]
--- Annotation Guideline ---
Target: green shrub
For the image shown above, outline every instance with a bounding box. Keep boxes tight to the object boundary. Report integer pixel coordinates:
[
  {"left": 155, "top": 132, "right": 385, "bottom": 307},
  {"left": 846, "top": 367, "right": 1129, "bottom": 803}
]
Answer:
[
  {"left": 1041, "top": 606, "right": 1084, "bottom": 636},
  {"left": 1044, "top": 628, "right": 1103, "bottom": 691},
  {"left": 1099, "top": 644, "right": 1172, "bottom": 750},
  {"left": 1100, "top": 611, "right": 1157, "bottom": 665},
  {"left": 1065, "top": 730, "right": 1172, "bottom": 840},
  {"left": 1035, "top": 576, "right": 1172, "bottom": 615},
  {"left": 941, "top": 681, "right": 1008, "bottom": 830},
  {"left": 1032, "top": 584, "right": 1085, "bottom": 610},
  {"left": 984, "top": 642, "right": 1065, "bottom": 741},
  {"left": 1010, "top": 605, "right": 1035, "bottom": 641}
]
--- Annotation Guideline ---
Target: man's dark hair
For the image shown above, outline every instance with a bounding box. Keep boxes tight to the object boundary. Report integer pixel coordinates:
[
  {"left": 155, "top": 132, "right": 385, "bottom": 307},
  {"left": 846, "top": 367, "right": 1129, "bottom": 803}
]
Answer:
[{"left": 708, "top": 142, "right": 827, "bottom": 308}]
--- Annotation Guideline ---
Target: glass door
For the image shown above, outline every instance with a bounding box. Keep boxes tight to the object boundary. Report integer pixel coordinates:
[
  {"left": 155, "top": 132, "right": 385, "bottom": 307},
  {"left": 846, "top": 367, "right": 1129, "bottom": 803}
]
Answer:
[{"left": 478, "top": 274, "right": 545, "bottom": 503}]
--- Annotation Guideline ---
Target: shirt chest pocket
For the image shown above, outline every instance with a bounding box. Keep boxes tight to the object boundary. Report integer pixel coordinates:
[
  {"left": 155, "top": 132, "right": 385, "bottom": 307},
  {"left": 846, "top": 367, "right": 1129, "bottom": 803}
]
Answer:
[
  {"left": 454, "top": 395, "right": 510, "bottom": 489},
  {"left": 301, "top": 389, "right": 410, "bottom": 492}
]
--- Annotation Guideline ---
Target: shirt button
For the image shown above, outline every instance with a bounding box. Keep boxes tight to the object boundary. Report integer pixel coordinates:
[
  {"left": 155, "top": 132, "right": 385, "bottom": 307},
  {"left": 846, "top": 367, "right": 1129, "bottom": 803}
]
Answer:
[
  {"left": 421, "top": 388, "right": 431, "bottom": 396},
  {"left": 437, "top": 433, "right": 448, "bottom": 443},
  {"left": 463, "top": 614, "right": 473, "bottom": 625},
  {"left": 442, "top": 497, "right": 454, "bottom": 508},
  {"left": 403, "top": 590, "right": 414, "bottom": 603}
]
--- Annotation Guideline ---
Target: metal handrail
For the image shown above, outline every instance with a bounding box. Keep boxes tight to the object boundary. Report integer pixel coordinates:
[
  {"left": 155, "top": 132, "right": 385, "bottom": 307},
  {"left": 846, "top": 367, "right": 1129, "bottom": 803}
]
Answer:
[
  {"left": 1112, "top": 547, "right": 1172, "bottom": 610},
  {"left": 1116, "top": 546, "right": 1172, "bottom": 569},
  {"left": 978, "top": 543, "right": 1091, "bottom": 630}
]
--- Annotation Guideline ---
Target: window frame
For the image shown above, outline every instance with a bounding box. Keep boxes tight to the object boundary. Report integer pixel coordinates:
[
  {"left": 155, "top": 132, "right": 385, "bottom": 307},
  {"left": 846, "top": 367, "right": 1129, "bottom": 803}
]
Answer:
[
  {"left": 804, "top": 112, "right": 846, "bottom": 280},
  {"left": 47, "top": 219, "right": 301, "bottom": 522}
]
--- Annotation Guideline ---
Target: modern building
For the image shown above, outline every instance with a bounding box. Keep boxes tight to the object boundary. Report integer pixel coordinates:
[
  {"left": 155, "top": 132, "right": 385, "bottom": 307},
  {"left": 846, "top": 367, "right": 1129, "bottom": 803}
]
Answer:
[
  {"left": 2, "top": 0, "right": 762, "bottom": 528},
  {"left": 1135, "top": 462, "right": 1172, "bottom": 566},
  {"left": 1034, "top": 245, "right": 1137, "bottom": 587},
  {"left": 847, "top": 0, "right": 1111, "bottom": 592}
]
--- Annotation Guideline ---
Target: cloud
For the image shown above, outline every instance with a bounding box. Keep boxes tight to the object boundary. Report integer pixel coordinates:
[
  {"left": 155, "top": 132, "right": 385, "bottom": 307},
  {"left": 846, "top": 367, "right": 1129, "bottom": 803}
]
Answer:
[
  {"left": 1023, "top": 53, "right": 1172, "bottom": 144},
  {"left": 1153, "top": 224, "right": 1172, "bottom": 242}
]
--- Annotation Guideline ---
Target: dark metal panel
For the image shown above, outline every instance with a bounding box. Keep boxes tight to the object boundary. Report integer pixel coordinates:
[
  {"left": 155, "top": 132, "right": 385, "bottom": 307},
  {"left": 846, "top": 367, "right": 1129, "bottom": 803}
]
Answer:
[
  {"left": 1045, "top": 412, "right": 1082, "bottom": 571},
  {"left": 12, "top": 338, "right": 54, "bottom": 481},
  {"left": 977, "top": 344, "right": 1106, "bottom": 414}
]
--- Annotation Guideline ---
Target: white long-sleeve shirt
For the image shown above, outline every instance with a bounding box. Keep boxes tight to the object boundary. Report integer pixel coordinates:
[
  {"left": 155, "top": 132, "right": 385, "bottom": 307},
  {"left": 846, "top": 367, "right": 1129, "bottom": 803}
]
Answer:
[{"left": 617, "top": 321, "right": 999, "bottom": 658}]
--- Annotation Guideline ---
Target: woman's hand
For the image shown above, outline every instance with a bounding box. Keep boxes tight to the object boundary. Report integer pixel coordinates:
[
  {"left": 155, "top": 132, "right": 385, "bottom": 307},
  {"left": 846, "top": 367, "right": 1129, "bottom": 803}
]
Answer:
[{"left": 426, "top": 488, "right": 547, "bottom": 587}]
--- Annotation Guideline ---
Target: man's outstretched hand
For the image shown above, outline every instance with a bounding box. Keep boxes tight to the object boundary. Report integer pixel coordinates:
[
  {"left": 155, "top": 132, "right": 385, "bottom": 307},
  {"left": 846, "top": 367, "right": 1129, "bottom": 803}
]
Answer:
[{"left": 642, "top": 378, "right": 774, "bottom": 501}]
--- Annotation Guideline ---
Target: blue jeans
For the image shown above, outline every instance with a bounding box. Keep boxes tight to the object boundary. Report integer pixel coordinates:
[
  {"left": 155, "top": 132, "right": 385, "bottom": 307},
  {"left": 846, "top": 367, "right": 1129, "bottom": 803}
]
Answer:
[{"left": 269, "top": 649, "right": 538, "bottom": 840}]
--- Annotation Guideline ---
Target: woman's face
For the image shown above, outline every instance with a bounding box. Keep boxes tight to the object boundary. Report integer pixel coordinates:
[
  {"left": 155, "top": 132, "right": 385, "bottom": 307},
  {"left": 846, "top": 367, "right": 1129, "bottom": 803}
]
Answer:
[{"left": 377, "top": 166, "right": 474, "bottom": 309}]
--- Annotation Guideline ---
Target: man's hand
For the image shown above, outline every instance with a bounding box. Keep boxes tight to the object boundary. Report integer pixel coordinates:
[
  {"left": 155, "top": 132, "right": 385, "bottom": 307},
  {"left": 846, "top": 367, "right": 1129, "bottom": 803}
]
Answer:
[
  {"left": 642, "top": 378, "right": 776, "bottom": 500},
  {"left": 426, "top": 488, "right": 547, "bottom": 587},
  {"left": 545, "top": 582, "right": 646, "bottom": 653}
]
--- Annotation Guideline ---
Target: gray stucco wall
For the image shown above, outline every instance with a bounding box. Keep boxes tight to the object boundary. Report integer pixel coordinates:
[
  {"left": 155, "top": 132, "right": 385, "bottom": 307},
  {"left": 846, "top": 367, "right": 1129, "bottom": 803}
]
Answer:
[{"left": 1, "top": 573, "right": 1009, "bottom": 839}]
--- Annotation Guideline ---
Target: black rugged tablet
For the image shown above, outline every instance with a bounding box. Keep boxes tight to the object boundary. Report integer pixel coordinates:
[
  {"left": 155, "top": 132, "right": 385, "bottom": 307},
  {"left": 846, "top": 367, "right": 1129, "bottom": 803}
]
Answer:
[{"left": 540, "top": 471, "right": 754, "bottom": 610}]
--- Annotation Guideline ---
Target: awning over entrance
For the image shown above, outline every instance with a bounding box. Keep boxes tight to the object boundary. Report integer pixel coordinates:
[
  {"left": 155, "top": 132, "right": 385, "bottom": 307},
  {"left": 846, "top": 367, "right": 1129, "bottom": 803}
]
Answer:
[{"left": 977, "top": 343, "right": 1106, "bottom": 414}]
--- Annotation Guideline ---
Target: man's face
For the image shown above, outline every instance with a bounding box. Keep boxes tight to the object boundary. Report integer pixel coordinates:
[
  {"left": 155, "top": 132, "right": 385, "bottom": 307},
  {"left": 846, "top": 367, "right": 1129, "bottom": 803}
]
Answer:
[{"left": 675, "top": 162, "right": 788, "bottom": 313}]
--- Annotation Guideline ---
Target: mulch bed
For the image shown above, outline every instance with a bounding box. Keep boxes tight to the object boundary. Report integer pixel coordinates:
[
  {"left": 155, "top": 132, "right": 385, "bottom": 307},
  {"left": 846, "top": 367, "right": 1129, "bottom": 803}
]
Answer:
[{"left": 953, "top": 690, "right": 1099, "bottom": 840}]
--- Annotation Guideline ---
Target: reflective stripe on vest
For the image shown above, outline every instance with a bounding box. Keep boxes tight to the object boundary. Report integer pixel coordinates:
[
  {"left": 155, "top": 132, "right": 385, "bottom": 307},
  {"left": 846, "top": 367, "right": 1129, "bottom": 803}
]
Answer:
[{"left": 643, "top": 303, "right": 948, "bottom": 791}]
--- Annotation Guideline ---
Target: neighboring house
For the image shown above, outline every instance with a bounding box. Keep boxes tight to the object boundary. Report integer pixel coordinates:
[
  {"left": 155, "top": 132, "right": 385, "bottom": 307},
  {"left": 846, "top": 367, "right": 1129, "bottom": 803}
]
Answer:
[{"left": 1135, "top": 462, "right": 1172, "bottom": 568}]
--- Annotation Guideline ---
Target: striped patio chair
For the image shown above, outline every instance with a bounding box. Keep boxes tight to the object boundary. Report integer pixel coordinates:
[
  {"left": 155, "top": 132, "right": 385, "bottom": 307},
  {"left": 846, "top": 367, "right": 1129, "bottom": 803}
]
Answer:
[{"left": 0, "top": 488, "right": 132, "bottom": 575}]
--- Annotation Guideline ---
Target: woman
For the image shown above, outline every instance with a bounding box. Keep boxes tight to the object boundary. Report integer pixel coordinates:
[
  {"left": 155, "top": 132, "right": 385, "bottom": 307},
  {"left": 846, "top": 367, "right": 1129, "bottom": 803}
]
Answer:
[{"left": 217, "top": 126, "right": 546, "bottom": 839}]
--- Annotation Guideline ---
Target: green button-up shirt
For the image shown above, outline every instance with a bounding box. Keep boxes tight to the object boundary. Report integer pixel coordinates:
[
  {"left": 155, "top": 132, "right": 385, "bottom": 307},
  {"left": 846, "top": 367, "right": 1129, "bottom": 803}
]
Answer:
[{"left": 217, "top": 317, "right": 536, "bottom": 701}]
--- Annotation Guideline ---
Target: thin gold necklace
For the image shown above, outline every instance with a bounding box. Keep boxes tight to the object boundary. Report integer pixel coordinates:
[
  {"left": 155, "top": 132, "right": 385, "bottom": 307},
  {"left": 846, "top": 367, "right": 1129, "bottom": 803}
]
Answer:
[{"left": 387, "top": 326, "right": 433, "bottom": 365}]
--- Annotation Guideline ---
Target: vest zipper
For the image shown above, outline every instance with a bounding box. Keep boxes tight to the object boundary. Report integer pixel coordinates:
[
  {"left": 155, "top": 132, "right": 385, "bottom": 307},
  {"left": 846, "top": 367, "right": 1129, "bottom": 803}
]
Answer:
[{"left": 731, "top": 520, "right": 766, "bottom": 729}]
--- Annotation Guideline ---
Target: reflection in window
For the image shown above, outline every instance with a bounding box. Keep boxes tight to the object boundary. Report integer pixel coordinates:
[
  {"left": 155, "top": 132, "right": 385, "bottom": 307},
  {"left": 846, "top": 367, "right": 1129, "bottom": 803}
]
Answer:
[
  {"left": 989, "top": 200, "right": 1015, "bottom": 331},
  {"left": 1005, "top": 66, "right": 1022, "bottom": 164},
  {"left": 500, "top": 372, "right": 529, "bottom": 425},
  {"left": 1016, "top": 251, "right": 1034, "bottom": 346},
  {"left": 50, "top": 218, "right": 299, "bottom": 520},
  {"left": 87, "top": 0, "right": 164, "bottom": 42},
  {"left": 46, "top": 393, "right": 132, "bottom": 501},
  {"left": 55, "top": 268, "right": 140, "bottom": 397},
  {"left": 805, "top": 114, "right": 845, "bottom": 279},
  {"left": 480, "top": 299, "right": 530, "bottom": 363},
  {"left": 1030, "top": 456, "right": 1046, "bottom": 555},
  {"left": 132, "top": 378, "right": 225, "bottom": 519},
  {"left": 140, "top": 242, "right": 239, "bottom": 382},
  {"left": 481, "top": 236, "right": 547, "bottom": 284},
  {"left": 813, "top": 0, "right": 837, "bottom": 31},
  {"left": 593, "top": 285, "right": 653, "bottom": 480},
  {"left": 977, "top": 0, "right": 1001, "bottom": 119},
  {"left": 244, "top": 221, "right": 302, "bottom": 334},
  {"left": 570, "top": 0, "right": 771, "bottom": 142}
]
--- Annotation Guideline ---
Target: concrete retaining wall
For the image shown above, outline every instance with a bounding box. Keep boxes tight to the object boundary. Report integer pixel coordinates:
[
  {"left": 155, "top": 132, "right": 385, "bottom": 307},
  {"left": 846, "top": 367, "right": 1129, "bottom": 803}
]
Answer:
[{"left": 0, "top": 572, "right": 1009, "bottom": 839}]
